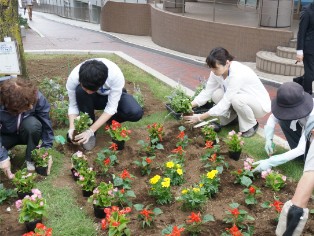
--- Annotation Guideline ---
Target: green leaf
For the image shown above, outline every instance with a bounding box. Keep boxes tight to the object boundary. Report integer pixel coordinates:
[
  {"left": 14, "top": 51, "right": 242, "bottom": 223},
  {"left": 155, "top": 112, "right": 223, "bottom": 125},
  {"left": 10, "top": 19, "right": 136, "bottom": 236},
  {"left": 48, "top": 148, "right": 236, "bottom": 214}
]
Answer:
[
  {"left": 134, "top": 204, "right": 144, "bottom": 211},
  {"left": 153, "top": 208, "right": 163, "bottom": 215},
  {"left": 261, "top": 201, "right": 271, "bottom": 208},
  {"left": 202, "top": 214, "right": 215, "bottom": 223},
  {"left": 240, "top": 176, "right": 253, "bottom": 187},
  {"left": 310, "top": 209, "right": 314, "bottom": 214},
  {"left": 113, "top": 177, "right": 123, "bottom": 187},
  {"left": 126, "top": 190, "right": 136, "bottom": 198}
]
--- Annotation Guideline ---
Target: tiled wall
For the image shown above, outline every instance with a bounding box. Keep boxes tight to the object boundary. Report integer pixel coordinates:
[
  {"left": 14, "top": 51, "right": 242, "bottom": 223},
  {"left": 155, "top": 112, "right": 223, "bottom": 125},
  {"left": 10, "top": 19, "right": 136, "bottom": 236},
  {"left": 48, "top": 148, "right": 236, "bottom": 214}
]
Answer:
[{"left": 100, "top": 2, "right": 294, "bottom": 61}]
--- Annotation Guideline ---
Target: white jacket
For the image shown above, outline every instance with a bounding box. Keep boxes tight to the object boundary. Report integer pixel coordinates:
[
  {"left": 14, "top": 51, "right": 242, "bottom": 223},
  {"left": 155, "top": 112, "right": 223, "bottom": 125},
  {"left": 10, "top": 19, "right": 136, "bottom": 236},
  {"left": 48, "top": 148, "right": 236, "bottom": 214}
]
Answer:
[
  {"left": 193, "top": 61, "right": 271, "bottom": 117},
  {"left": 66, "top": 58, "right": 125, "bottom": 116}
]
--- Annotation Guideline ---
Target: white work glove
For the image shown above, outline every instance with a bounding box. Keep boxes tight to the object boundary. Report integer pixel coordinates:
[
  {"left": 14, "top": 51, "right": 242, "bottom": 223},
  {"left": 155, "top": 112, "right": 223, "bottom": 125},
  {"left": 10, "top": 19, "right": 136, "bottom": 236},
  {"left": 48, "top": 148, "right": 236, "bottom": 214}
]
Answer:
[
  {"left": 264, "top": 125, "right": 275, "bottom": 156},
  {"left": 75, "top": 128, "right": 94, "bottom": 144},
  {"left": 183, "top": 114, "right": 202, "bottom": 124},
  {"left": 252, "top": 155, "right": 285, "bottom": 172}
]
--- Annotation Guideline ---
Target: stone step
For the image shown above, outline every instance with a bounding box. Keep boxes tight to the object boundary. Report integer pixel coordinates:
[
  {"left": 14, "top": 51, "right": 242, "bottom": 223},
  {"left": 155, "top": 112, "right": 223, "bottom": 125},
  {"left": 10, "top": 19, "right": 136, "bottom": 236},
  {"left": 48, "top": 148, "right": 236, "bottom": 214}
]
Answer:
[
  {"left": 256, "top": 51, "right": 304, "bottom": 76},
  {"left": 276, "top": 46, "right": 296, "bottom": 59},
  {"left": 289, "top": 38, "right": 297, "bottom": 48}
]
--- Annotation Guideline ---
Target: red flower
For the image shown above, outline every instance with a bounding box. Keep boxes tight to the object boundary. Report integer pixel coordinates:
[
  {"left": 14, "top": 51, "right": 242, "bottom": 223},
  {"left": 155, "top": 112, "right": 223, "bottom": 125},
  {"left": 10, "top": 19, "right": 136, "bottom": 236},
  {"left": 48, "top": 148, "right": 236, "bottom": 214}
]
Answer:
[
  {"left": 187, "top": 212, "right": 201, "bottom": 223},
  {"left": 146, "top": 157, "right": 152, "bottom": 164},
  {"left": 35, "top": 223, "right": 46, "bottom": 230},
  {"left": 120, "top": 188, "right": 125, "bottom": 194},
  {"left": 271, "top": 200, "right": 284, "bottom": 213},
  {"left": 120, "top": 169, "right": 131, "bottom": 179},
  {"left": 209, "top": 153, "right": 217, "bottom": 162},
  {"left": 177, "top": 131, "right": 185, "bottom": 139},
  {"left": 166, "top": 226, "right": 185, "bottom": 236},
  {"left": 229, "top": 208, "right": 240, "bottom": 217},
  {"left": 112, "top": 221, "right": 120, "bottom": 227},
  {"left": 111, "top": 206, "right": 119, "bottom": 212},
  {"left": 110, "top": 143, "right": 118, "bottom": 151},
  {"left": 172, "top": 146, "right": 185, "bottom": 155},
  {"left": 140, "top": 209, "right": 154, "bottom": 220},
  {"left": 101, "top": 219, "right": 107, "bottom": 230},
  {"left": 237, "top": 169, "right": 242, "bottom": 174},
  {"left": 111, "top": 120, "right": 122, "bottom": 129},
  {"left": 23, "top": 232, "right": 35, "bottom": 236},
  {"left": 103, "top": 158, "right": 110, "bottom": 166},
  {"left": 249, "top": 186, "right": 256, "bottom": 194},
  {"left": 226, "top": 224, "right": 242, "bottom": 236},
  {"left": 204, "top": 141, "right": 214, "bottom": 149}
]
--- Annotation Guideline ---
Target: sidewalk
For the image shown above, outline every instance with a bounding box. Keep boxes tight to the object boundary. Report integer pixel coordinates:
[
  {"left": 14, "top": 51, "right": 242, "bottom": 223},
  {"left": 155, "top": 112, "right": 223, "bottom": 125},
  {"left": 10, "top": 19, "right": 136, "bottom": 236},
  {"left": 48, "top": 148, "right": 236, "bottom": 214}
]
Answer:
[{"left": 24, "top": 10, "right": 293, "bottom": 149}]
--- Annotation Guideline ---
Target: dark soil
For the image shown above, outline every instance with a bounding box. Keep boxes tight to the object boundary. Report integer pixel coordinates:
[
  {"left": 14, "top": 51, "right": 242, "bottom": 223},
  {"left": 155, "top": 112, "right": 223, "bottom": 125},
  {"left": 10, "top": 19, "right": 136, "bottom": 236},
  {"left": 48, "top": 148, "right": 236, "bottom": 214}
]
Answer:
[{"left": 0, "top": 56, "right": 313, "bottom": 236}]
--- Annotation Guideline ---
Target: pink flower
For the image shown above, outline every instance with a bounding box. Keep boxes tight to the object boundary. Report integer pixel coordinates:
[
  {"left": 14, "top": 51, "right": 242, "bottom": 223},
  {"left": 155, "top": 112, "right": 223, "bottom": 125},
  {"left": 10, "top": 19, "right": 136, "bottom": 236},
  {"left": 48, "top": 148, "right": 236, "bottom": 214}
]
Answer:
[
  {"left": 93, "top": 188, "right": 99, "bottom": 194},
  {"left": 40, "top": 201, "right": 44, "bottom": 206},
  {"left": 282, "top": 175, "right": 287, "bottom": 181},
  {"left": 228, "top": 130, "right": 236, "bottom": 136},
  {"left": 32, "top": 189, "right": 42, "bottom": 196},
  {"left": 261, "top": 169, "right": 272, "bottom": 179},
  {"left": 76, "top": 151, "right": 83, "bottom": 157},
  {"left": 15, "top": 200, "right": 22, "bottom": 209},
  {"left": 79, "top": 176, "right": 85, "bottom": 181}
]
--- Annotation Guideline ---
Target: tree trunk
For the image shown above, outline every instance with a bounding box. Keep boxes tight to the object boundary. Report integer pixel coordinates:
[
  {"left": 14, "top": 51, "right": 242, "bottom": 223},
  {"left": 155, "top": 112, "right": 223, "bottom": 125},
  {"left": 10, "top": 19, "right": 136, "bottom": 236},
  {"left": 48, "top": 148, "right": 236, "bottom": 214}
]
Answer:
[{"left": 0, "top": 0, "right": 27, "bottom": 76}]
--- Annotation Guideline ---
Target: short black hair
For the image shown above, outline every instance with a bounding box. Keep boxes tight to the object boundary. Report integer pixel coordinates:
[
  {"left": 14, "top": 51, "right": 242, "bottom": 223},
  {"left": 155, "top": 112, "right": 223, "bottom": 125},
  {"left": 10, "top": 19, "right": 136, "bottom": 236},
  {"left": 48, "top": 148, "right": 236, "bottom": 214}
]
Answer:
[
  {"left": 206, "top": 47, "right": 235, "bottom": 68},
  {"left": 79, "top": 60, "right": 108, "bottom": 91}
]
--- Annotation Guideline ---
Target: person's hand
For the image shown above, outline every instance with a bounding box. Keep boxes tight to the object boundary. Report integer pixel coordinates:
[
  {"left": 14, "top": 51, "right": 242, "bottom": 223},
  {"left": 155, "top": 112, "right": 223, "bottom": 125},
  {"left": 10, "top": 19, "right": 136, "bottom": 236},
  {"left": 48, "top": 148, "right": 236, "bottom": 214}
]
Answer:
[
  {"left": 183, "top": 114, "right": 202, "bottom": 124},
  {"left": 75, "top": 128, "right": 94, "bottom": 144},
  {"left": 252, "top": 159, "right": 272, "bottom": 173},
  {"left": 67, "top": 129, "right": 75, "bottom": 143},
  {"left": 296, "top": 54, "right": 303, "bottom": 62},
  {"left": 265, "top": 139, "right": 275, "bottom": 156}
]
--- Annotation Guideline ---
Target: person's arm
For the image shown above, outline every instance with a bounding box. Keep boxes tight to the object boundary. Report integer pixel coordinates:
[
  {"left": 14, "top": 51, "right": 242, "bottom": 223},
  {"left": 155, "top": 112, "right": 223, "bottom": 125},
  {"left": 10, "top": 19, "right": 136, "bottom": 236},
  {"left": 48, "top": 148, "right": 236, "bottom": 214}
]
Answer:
[
  {"left": 296, "top": 8, "right": 310, "bottom": 61},
  {"left": 34, "top": 92, "right": 54, "bottom": 148}
]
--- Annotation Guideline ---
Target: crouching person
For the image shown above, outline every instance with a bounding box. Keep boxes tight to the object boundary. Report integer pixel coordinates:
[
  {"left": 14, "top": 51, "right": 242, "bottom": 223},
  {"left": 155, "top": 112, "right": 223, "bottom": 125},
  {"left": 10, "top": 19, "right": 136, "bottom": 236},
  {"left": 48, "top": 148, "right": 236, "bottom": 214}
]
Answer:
[
  {"left": 0, "top": 78, "right": 54, "bottom": 177},
  {"left": 276, "top": 117, "right": 314, "bottom": 235}
]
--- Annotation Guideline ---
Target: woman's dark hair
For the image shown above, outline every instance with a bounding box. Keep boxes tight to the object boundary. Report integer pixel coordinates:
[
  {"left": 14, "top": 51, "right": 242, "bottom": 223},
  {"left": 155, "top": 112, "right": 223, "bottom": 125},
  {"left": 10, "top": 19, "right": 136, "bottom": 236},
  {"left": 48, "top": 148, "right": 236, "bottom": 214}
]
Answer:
[
  {"left": 79, "top": 60, "right": 108, "bottom": 91},
  {"left": 0, "top": 78, "right": 38, "bottom": 115},
  {"left": 206, "top": 47, "right": 235, "bottom": 68}
]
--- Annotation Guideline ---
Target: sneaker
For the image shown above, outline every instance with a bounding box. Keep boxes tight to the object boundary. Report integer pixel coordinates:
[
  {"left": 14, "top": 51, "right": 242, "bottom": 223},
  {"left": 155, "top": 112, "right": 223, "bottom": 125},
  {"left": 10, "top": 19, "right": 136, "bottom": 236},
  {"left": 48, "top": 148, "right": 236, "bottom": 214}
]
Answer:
[
  {"left": 83, "top": 136, "right": 96, "bottom": 151},
  {"left": 26, "top": 161, "right": 35, "bottom": 171},
  {"left": 242, "top": 122, "right": 259, "bottom": 138}
]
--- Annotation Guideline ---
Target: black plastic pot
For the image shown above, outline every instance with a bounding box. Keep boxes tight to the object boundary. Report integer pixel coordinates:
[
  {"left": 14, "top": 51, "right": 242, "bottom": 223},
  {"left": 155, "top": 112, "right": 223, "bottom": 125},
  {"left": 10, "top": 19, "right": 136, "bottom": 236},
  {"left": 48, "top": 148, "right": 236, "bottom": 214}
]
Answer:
[
  {"left": 93, "top": 204, "right": 107, "bottom": 219},
  {"left": 35, "top": 166, "right": 48, "bottom": 176},
  {"left": 25, "top": 219, "right": 42, "bottom": 232}
]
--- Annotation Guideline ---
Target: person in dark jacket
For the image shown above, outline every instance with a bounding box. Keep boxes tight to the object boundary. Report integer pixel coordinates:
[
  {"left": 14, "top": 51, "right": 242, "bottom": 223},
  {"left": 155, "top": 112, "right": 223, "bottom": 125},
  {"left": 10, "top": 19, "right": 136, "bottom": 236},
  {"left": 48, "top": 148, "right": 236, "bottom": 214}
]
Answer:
[
  {"left": 296, "top": 2, "right": 314, "bottom": 94},
  {"left": 0, "top": 78, "right": 54, "bottom": 178}
]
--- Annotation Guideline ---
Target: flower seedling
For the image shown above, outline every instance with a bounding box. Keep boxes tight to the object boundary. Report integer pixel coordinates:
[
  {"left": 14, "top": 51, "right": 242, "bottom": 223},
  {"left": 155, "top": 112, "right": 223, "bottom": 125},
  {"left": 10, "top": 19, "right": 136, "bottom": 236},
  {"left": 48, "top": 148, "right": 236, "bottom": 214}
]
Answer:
[
  {"left": 31, "top": 147, "right": 52, "bottom": 167},
  {"left": 168, "top": 146, "right": 186, "bottom": 163},
  {"left": 243, "top": 185, "right": 262, "bottom": 205},
  {"left": 176, "top": 126, "right": 190, "bottom": 149},
  {"left": 133, "top": 156, "right": 155, "bottom": 176},
  {"left": 149, "top": 175, "right": 172, "bottom": 205},
  {"left": 16, "top": 189, "right": 46, "bottom": 223},
  {"left": 224, "top": 130, "right": 244, "bottom": 152},
  {"left": 101, "top": 206, "right": 132, "bottom": 236},
  {"left": 71, "top": 151, "right": 89, "bottom": 171},
  {"left": 105, "top": 120, "right": 131, "bottom": 141},
  {"left": 201, "top": 124, "right": 218, "bottom": 143},
  {"left": 184, "top": 212, "right": 215, "bottom": 235},
  {"left": 87, "top": 182, "right": 115, "bottom": 208},
  {"left": 177, "top": 185, "right": 207, "bottom": 210},
  {"left": 113, "top": 170, "right": 135, "bottom": 190},
  {"left": 261, "top": 196, "right": 284, "bottom": 221},
  {"left": 168, "top": 86, "right": 193, "bottom": 114},
  {"left": 77, "top": 167, "right": 97, "bottom": 192},
  {"left": 74, "top": 112, "right": 92, "bottom": 134},
  {"left": 223, "top": 202, "right": 255, "bottom": 229},
  {"left": 96, "top": 146, "right": 119, "bottom": 175},
  {"left": 164, "top": 160, "right": 185, "bottom": 186},
  {"left": 22, "top": 223, "right": 52, "bottom": 236},
  {"left": 222, "top": 224, "right": 255, "bottom": 236},
  {"left": 134, "top": 204, "right": 163, "bottom": 228},
  {"left": 112, "top": 188, "right": 136, "bottom": 207},
  {"left": 0, "top": 184, "right": 16, "bottom": 204},
  {"left": 12, "top": 169, "right": 37, "bottom": 194},
  {"left": 231, "top": 158, "right": 256, "bottom": 187},
  {"left": 137, "top": 139, "right": 164, "bottom": 156},
  {"left": 162, "top": 225, "right": 185, "bottom": 236},
  {"left": 132, "top": 84, "right": 144, "bottom": 108},
  {"left": 263, "top": 170, "right": 286, "bottom": 192},
  {"left": 199, "top": 169, "right": 220, "bottom": 198},
  {"left": 147, "top": 122, "right": 164, "bottom": 143}
]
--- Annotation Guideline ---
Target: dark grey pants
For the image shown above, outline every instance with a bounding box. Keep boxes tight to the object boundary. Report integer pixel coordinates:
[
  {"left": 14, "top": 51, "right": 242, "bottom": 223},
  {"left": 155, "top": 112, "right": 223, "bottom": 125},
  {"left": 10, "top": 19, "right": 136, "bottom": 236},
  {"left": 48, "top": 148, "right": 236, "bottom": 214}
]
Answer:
[
  {"left": 2, "top": 116, "right": 42, "bottom": 162},
  {"left": 75, "top": 85, "right": 144, "bottom": 123},
  {"left": 303, "top": 53, "right": 314, "bottom": 95}
]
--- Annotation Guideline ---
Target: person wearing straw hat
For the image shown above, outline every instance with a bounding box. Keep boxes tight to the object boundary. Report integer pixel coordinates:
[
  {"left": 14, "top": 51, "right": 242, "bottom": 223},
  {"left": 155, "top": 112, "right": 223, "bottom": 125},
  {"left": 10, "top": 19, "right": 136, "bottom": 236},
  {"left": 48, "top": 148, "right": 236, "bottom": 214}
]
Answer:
[
  {"left": 275, "top": 116, "right": 314, "bottom": 236},
  {"left": 253, "top": 82, "right": 314, "bottom": 172}
]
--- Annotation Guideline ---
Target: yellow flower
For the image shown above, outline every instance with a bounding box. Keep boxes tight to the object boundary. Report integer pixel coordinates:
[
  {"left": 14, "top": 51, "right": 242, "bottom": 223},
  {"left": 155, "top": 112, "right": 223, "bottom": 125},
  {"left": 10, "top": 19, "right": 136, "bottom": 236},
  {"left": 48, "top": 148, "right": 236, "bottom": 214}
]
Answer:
[
  {"left": 193, "top": 188, "right": 200, "bottom": 192},
  {"left": 163, "top": 177, "right": 171, "bottom": 183},
  {"left": 207, "top": 170, "right": 217, "bottom": 179},
  {"left": 161, "top": 180, "right": 170, "bottom": 188},
  {"left": 166, "top": 161, "right": 175, "bottom": 168},
  {"left": 176, "top": 164, "right": 181, "bottom": 168},
  {"left": 176, "top": 169, "right": 183, "bottom": 175},
  {"left": 149, "top": 175, "right": 161, "bottom": 185},
  {"left": 199, "top": 183, "right": 204, "bottom": 187},
  {"left": 181, "top": 189, "right": 188, "bottom": 194}
]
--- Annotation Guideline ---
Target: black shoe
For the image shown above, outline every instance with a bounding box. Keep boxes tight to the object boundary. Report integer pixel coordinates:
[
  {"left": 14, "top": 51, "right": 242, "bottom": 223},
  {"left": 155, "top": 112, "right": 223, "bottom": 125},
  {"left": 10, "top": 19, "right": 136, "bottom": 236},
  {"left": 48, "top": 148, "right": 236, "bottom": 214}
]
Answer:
[
  {"left": 242, "top": 122, "right": 259, "bottom": 138},
  {"left": 209, "top": 121, "right": 222, "bottom": 133}
]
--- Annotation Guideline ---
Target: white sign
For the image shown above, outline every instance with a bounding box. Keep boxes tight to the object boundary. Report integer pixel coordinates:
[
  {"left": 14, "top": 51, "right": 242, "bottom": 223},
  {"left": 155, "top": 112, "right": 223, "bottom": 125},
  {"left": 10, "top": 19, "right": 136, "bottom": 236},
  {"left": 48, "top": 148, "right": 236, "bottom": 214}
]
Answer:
[{"left": 0, "top": 41, "right": 21, "bottom": 75}]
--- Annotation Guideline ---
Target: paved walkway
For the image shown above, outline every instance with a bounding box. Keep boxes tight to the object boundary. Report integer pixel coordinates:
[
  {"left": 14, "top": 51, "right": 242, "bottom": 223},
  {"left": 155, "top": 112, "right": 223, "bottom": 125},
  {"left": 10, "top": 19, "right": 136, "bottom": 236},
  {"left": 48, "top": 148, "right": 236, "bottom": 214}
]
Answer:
[{"left": 22, "top": 10, "right": 295, "bottom": 149}]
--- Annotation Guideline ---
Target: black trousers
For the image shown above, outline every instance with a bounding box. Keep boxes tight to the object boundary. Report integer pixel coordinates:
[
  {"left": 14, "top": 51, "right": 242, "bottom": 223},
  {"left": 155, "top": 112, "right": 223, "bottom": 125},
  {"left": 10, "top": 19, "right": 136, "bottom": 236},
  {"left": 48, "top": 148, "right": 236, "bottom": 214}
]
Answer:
[
  {"left": 75, "top": 85, "right": 143, "bottom": 123},
  {"left": 2, "top": 116, "right": 42, "bottom": 162},
  {"left": 303, "top": 53, "right": 314, "bottom": 94}
]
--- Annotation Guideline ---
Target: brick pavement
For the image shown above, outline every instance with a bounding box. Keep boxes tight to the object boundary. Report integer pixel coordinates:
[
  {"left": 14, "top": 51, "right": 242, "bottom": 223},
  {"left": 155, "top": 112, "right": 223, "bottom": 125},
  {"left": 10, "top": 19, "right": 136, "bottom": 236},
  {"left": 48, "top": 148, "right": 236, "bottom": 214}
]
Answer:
[{"left": 22, "top": 12, "right": 287, "bottom": 147}]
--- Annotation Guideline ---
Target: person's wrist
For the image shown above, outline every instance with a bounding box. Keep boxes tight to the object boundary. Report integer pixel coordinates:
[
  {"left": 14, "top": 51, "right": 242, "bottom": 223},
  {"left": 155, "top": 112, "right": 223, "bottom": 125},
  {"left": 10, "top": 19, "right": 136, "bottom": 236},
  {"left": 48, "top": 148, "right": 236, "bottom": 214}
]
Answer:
[{"left": 197, "top": 115, "right": 202, "bottom": 122}]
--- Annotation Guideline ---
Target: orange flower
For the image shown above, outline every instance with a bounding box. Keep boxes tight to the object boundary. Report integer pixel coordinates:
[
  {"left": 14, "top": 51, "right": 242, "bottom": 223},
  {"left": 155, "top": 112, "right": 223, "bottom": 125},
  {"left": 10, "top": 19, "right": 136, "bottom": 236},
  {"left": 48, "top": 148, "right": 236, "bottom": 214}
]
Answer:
[
  {"left": 120, "top": 188, "right": 125, "bottom": 194},
  {"left": 104, "top": 158, "right": 110, "bottom": 166},
  {"left": 172, "top": 146, "right": 185, "bottom": 155},
  {"left": 111, "top": 221, "right": 120, "bottom": 227},
  {"left": 101, "top": 219, "right": 107, "bottom": 230},
  {"left": 249, "top": 186, "right": 256, "bottom": 194},
  {"left": 204, "top": 141, "right": 214, "bottom": 149},
  {"left": 209, "top": 153, "right": 217, "bottom": 162},
  {"left": 237, "top": 169, "right": 242, "bottom": 174},
  {"left": 110, "top": 143, "right": 118, "bottom": 151},
  {"left": 146, "top": 157, "right": 152, "bottom": 164},
  {"left": 187, "top": 212, "right": 201, "bottom": 223},
  {"left": 166, "top": 226, "right": 185, "bottom": 236},
  {"left": 140, "top": 209, "right": 154, "bottom": 220},
  {"left": 177, "top": 131, "right": 185, "bottom": 139},
  {"left": 120, "top": 170, "right": 131, "bottom": 179},
  {"left": 226, "top": 224, "right": 242, "bottom": 236},
  {"left": 271, "top": 200, "right": 283, "bottom": 213},
  {"left": 229, "top": 208, "right": 240, "bottom": 217}
]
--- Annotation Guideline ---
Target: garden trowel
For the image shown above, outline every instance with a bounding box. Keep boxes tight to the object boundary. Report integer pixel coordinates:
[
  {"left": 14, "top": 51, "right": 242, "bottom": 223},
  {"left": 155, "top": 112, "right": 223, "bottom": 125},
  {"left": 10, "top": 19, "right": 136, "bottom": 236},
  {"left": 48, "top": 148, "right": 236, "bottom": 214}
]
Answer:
[{"left": 193, "top": 118, "right": 218, "bottom": 128}]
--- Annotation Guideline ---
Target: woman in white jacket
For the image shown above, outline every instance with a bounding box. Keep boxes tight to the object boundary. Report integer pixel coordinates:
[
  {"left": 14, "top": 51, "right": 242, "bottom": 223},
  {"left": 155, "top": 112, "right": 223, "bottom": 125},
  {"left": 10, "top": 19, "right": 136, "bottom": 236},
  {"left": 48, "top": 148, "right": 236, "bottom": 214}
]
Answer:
[{"left": 184, "top": 47, "right": 271, "bottom": 137}]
